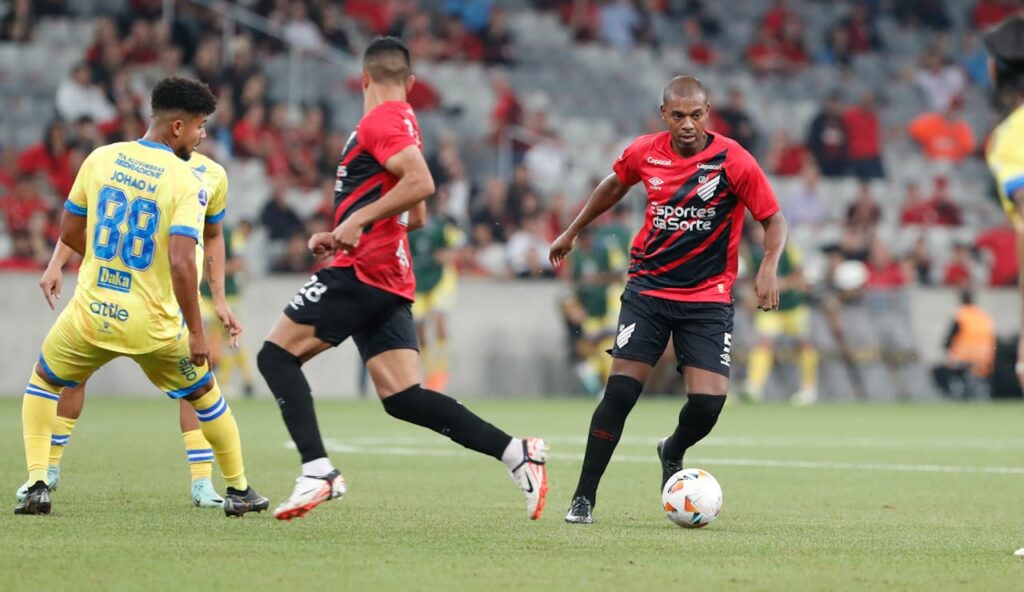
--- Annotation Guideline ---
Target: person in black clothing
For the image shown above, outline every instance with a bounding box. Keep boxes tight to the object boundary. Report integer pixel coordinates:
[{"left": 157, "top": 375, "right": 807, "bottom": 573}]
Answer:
[
  {"left": 260, "top": 178, "right": 305, "bottom": 241},
  {"left": 806, "top": 92, "right": 849, "bottom": 177}
]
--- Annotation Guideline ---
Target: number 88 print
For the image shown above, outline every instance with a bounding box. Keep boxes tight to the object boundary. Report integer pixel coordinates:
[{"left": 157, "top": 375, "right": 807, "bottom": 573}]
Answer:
[{"left": 93, "top": 185, "right": 161, "bottom": 270}]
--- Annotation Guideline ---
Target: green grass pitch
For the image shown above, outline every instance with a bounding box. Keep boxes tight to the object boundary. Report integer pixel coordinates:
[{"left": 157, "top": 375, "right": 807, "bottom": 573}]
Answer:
[{"left": 2, "top": 397, "right": 1023, "bottom": 591}]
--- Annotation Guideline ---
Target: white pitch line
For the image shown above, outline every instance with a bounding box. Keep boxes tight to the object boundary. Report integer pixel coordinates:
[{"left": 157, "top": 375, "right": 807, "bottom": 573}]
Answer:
[
  {"left": 300, "top": 440, "right": 1024, "bottom": 476},
  {"left": 311, "top": 434, "right": 1024, "bottom": 451}
]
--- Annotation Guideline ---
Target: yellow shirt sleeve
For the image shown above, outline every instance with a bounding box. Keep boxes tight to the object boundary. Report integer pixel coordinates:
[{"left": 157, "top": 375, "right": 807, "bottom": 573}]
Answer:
[
  {"left": 169, "top": 179, "right": 207, "bottom": 243},
  {"left": 988, "top": 110, "right": 1024, "bottom": 226},
  {"left": 63, "top": 148, "right": 97, "bottom": 216},
  {"left": 205, "top": 172, "right": 227, "bottom": 225}
]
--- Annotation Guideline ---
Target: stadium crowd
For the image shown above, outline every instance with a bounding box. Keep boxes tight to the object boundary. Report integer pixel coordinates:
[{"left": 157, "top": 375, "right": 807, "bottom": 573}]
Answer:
[{"left": 0, "top": 0, "right": 1021, "bottom": 399}]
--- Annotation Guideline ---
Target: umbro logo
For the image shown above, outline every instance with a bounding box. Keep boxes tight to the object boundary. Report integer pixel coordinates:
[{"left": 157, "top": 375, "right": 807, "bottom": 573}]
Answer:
[
  {"left": 616, "top": 323, "right": 637, "bottom": 348},
  {"left": 697, "top": 175, "right": 721, "bottom": 202},
  {"left": 648, "top": 177, "right": 664, "bottom": 191}
]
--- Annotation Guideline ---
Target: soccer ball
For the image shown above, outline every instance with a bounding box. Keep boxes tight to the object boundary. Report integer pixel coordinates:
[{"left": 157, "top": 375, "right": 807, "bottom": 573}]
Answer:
[{"left": 661, "top": 468, "right": 722, "bottom": 528}]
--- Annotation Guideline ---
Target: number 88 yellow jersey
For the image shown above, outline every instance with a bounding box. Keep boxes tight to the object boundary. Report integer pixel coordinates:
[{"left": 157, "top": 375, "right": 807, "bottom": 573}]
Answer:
[{"left": 63, "top": 139, "right": 210, "bottom": 354}]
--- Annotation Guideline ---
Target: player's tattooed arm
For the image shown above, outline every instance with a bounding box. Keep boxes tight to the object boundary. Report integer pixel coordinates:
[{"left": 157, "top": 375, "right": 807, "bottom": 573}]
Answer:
[
  {"left": 201, "top": 221, "right": 243, "bottom": 347},
  {"left": 550, "top": 173, "right": 631, "bottom": 267},
  {"left": 754, "top": 212, "right": 788, "bottom": 311}
]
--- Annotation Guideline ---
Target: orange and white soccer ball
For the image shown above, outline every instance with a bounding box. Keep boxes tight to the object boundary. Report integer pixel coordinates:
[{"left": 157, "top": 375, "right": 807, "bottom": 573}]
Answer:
[{"left": 661, "top": 468, "right": 722, "bottom": 528}]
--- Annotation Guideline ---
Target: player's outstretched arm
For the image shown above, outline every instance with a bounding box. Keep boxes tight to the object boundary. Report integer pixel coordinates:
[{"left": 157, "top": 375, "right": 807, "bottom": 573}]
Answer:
[
  {"left": 202, "top": 221, "right": 243, "bottom": 348},
  {"left": 38, "top": 240, "right": 76, "bottom": 310},
  {"left": 169, "top": 235, "right": 209, "bottom": 367},
  {"left": 549, "top": 173, "right": 631, "bottom": 267},
  {"left": 333, "top": 145, "right": 434, "bottom": 251},
  {"left": 754, "top": 212, "right": 788, "bottom": 311}
]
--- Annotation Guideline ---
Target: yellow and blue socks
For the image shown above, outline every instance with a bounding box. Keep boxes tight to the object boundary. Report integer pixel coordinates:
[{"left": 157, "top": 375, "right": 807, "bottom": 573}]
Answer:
[
  {"left": 188, "top": 381, "right": 247, "bottom": 491},
  {"left": 48, "top": 416, "right": 76, "bottom": 466},
  {"left": 23, "top": 374, "right": 61, "bottom": 484},
  {"left": 182, "top": 429, "right": 214, "bottom": 482}
]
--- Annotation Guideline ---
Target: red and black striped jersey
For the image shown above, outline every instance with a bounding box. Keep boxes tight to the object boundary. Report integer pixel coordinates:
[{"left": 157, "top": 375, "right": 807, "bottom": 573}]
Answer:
[
  {"left": 330, "top": 101, "right": 422, "bottom": 301},
  {"left": 613, "top": 131, "right": 779, "bottom": 303}
]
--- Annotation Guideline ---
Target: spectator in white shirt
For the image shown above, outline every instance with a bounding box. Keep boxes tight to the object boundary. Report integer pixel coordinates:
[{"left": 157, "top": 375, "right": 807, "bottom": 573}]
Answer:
[{"left": 55, "top": 62, "right": 115, "bottom": 123}]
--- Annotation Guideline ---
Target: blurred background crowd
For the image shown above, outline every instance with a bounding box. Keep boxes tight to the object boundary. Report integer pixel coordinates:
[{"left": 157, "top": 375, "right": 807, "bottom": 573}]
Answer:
[{"left": 0, "top": 0, "right": 1020, "bottom": 399}]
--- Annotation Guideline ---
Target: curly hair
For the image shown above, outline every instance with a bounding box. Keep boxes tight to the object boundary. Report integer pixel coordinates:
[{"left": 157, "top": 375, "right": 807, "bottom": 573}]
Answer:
[{"left": 150, "top": 77, "right": 217, "bottom": 116}]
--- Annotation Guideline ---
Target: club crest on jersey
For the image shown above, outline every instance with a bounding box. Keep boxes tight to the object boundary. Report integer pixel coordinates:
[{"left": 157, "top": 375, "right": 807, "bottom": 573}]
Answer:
[
  {"left": 191, "top": 164, "right": 207, "bottom": 181},
  {"left": 697, "top": 175, "right": 721, "bottom": 202}
]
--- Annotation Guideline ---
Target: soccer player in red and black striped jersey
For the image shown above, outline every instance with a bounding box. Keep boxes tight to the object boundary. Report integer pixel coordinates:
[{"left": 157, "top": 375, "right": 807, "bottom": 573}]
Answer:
[
  {"left": 258, "top": 37, "right": 548, "bottom": 521},
  {"left": 551, "top": 76, "right": 788, "bottom": 524}
]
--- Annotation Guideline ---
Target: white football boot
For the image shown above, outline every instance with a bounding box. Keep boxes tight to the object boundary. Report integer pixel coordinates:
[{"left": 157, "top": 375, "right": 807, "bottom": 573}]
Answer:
[
  {"left": 273, "top": 469, "right": 346, "bottom": 521},
  {"left": 509, "top": 437, "right": 548, "bottom": 520}
]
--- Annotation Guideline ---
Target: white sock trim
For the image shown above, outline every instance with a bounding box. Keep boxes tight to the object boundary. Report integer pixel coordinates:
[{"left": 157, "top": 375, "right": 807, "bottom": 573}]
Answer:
[
  {"left": 500, "top": 438, "right": 524, "bottom": 470},
  {"left": 302, "top": 457, "right": 335, "bottom": 477}
]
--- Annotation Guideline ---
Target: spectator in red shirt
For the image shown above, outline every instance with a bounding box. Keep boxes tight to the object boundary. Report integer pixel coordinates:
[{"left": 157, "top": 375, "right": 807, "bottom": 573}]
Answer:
[
  {"left": 866, "top": 239, "right": 908, "bottom": 290},
  {"left": 233, "top": 102, "right": 269, "bottom": 160},
  {"left": 0, "top": 175, "right": 50, "bottom": 232},
  {"left": 18, "top": 121, "right": 71, "bottom": 182},
  {"left": 746, "top": 25, "right": 783, "bottom": 76},
  {"left": 0, "top": 147, "right": 19, "bottom": 192},
  {"left": 838, "top": 2, "right": 881, "bottom": 54},
  {"left": 345, "top": 0, "right": 398, "bottom": 35},
  {"left": 843, "top": 91, "right": 884, "bottom": 179},
  {"left": 899, "top": 181, "right": 931, "bottom": 224},
  {"left": 925, "top": 176, "right": 963, "bottom": 226},
  {"left": 764, "top": 129, "right": 807, "bottom": 176},
  {"left": 490, "top": 71, "right": 522, "bottom": 144},
  {"left": 942, "top": 243, "right": 975, "bottom": 288},
  {"left": 972, "top": 0, "right": 1022, "bottom": 29},
  {"left": 778, "top": 15, "right": 810, "bottom": 71},
  {"left": 975, "top": 225, "right": 1018, "bottom": 286},
  {"left": 846, "top": 179, "right": 882, "bottom": 230},
  {"left": 760, "top": 0, "right": 793, "bottom": 39},
  {"left": 683, "top": 17, "right": 717, "bottom": 65}
]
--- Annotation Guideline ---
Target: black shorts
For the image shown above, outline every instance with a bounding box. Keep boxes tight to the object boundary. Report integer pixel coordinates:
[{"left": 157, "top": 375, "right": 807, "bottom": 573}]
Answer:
[
  {"left": 609, "top": 289, "right": 734, "bottom": 378},
  {"left": 283, "top": 267, "right": 419, "bottom": 361}
]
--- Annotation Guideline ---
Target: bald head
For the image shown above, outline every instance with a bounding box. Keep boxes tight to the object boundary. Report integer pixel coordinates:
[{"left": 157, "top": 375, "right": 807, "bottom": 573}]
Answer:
[{"left": 662, "top": 76, "right": 707, "bottom": 105}]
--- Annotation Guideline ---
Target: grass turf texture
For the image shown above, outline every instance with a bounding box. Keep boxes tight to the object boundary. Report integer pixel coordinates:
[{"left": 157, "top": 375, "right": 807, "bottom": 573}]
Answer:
[{"left": 1, "top": 397, "right": 1023, "bottom": 591}]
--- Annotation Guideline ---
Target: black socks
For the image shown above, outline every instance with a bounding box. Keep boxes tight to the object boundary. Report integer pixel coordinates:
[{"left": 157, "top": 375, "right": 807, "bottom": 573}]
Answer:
[
  {"left": 660, "top": 394, "right": 726, "bottom": 462},
  {"left": 572, "top": 375, "right": 644, "bottom": 506},
  {"left": 383, "top": 385, "right": 512, "bottom": 460},
  {"left": 257, "top": 341, "right": 328, "bottom": 463}
]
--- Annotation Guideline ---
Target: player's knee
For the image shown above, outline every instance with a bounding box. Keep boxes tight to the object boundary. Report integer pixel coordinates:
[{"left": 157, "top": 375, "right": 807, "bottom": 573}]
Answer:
[
  {"left": 182, "top": 380, "right": 214, "bottom": 401},
  {"left": 381, "top": 384, "right": 425, "bottom": 420},
  {"left": 602, "top": 374, "right": 644, "bottom": 414},
  {"left": 257, "top": 341, "right": 298, "bottom": 376},
  {"left": 684, "top": 394, "right": 726, "bottom": 424}
]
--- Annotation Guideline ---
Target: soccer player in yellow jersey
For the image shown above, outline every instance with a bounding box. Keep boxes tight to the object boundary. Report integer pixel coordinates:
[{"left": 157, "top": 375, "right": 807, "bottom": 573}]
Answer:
[
  {"left": 982, "top": 15, "right": 1024, "bottom": 558},
  {"left": 14, "top": 78, "right": 267, "bottom": 517},
  {"left": 17, "top": 148, "right": 239, "bottom": 509}
]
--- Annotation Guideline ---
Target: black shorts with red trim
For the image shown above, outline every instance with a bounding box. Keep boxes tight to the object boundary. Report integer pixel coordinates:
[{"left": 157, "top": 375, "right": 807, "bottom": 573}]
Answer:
[
  {"left": 608, "top": 289, "right": 734, "bottom": 378},
  {"left": 283, "top": 266, "right": 418, "bottom": 361}
]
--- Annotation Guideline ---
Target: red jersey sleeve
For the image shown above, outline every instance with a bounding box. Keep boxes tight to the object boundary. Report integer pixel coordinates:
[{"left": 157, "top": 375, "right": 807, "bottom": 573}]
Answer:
[
  {"left": 611, "top": 136, "right": 645, "bottom": 186},
  {"left": 360, "top": 105, "right": 419, "bottom": 166},
  {"left": 731, "top": 148, "right": 780, "bottom": 221}
]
